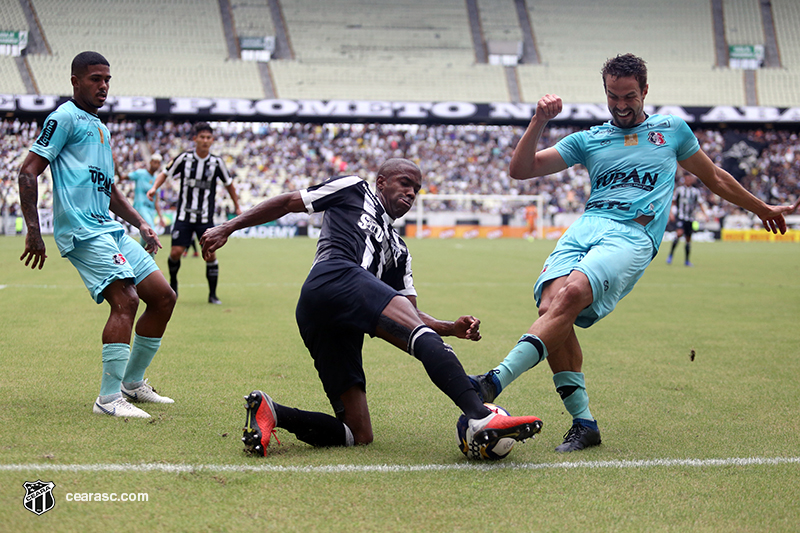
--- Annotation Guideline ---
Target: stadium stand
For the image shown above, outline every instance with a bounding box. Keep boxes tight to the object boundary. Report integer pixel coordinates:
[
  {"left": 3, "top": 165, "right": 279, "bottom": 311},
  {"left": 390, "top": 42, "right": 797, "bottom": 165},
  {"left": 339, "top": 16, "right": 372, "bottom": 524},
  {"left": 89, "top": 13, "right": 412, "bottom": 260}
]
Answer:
[
  {"left": 268, "top": 0, "right": 510, "bottom": 102},
  {"left": 0, "top": 56, "right": 27, "bottom": 94},
  {"left": 0, "top": 0, "right": 795, "bottom": 107},
  {"left": 230, "top": 0, "right": 275, "bottom": 42},
  {"left": 756, "top": 0, "right": 800, "bottom": 107},
  {"left": 24, "top": 0, "right": 264, "bottom": 99},
  {"left": 0, "top": 0, "right": 28, "bottom": 31},
  {"left": 723, "top": 0, "right": 764, "bottom": 46},
  {"left": 518, "top": 0, "right": 751, "bottom": 106},
  {"left": 478, "top": 0, "right": 523, "bottom": 46}
]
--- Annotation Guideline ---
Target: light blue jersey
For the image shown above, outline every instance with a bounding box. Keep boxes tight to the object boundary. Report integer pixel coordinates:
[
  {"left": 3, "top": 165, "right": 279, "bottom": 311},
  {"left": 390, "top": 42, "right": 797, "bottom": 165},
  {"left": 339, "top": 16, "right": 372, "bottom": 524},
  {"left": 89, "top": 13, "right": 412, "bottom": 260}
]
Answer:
[
  {"left": 128, "top": 168, "right": 157, "bottom": 214},
  {"left": 555, "top": 114, "right": 700, "bottom": 253},
  {"left": 29, "top": 99, "right": 122, "bottom": 256}
]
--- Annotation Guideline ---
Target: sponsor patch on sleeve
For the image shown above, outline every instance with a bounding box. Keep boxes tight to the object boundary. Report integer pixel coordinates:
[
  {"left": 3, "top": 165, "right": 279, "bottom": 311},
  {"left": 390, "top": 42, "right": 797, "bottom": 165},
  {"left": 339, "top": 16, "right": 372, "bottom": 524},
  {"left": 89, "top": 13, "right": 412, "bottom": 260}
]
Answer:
[{"left": 36, "top": 119, "right": 57, "bottom": 147}]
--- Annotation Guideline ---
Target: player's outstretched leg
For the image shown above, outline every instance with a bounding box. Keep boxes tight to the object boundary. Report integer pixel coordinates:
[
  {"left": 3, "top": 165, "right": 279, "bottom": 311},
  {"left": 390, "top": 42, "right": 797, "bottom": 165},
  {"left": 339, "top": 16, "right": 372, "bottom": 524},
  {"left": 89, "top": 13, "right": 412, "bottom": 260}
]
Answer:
[{"left": 468, "top": 410, "right": 543, "bottom": 450}]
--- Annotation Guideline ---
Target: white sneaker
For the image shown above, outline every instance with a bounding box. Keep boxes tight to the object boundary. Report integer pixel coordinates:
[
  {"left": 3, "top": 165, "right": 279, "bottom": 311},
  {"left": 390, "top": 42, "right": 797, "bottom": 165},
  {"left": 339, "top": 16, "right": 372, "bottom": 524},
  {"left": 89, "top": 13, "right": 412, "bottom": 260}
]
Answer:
[
  {"left": 93, "top": 397, "right": 151, "bottom": 418},
  {"left": 121, "top": 379, "right": 174, "bottom": 404}
]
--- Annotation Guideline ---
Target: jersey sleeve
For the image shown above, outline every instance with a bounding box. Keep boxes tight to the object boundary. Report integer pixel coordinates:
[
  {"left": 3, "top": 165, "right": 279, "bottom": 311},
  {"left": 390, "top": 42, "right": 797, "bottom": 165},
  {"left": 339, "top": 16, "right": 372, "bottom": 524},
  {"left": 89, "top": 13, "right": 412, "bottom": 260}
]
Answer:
[
  {"left": 164, "top": 153, "right": 185, "bottom": 179},
  {"left": 300, "top": 175, "right": 364, "bottom": 214},
  {"left": 216, "top": 157, "right": 233, "bottom": 186},
  {"left": 674, "top": 119, "right": 701, "bottom": 161},
  {"left": 553, "top": 131, "right": 587, "bottom": 168},
  {"left": 29, "top": 107, "right": 74, "bottom": 162}
]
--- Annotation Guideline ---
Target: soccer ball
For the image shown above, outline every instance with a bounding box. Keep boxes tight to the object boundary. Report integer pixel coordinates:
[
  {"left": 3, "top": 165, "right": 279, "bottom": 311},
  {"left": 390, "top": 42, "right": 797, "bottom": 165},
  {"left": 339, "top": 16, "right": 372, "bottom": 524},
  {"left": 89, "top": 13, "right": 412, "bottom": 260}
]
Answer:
[{"left": 456, "top": 403, "right": 516, "bottom": 460}]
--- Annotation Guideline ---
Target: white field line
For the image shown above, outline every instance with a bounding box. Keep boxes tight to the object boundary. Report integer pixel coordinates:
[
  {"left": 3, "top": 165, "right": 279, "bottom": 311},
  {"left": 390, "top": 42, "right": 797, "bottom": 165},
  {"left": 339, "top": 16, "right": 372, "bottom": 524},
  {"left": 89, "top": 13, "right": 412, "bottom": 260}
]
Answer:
[{"left": 1, "top": 456, "right": 799, "bottom": 474}]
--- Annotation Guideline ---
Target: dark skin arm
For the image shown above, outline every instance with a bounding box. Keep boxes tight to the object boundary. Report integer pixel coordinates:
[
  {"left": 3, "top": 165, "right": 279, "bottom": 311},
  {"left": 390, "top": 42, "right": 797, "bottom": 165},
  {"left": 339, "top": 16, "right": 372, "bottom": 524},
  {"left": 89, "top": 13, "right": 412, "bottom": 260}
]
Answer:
[
  {"left": 18, "top": 152, "right": 50, "bottom": 269},
  {"left": 411, "top": 297, "right": 481, "bottom": 341},
  {"left": 200, "top": 190, "right": 306, "bottom": 258}
]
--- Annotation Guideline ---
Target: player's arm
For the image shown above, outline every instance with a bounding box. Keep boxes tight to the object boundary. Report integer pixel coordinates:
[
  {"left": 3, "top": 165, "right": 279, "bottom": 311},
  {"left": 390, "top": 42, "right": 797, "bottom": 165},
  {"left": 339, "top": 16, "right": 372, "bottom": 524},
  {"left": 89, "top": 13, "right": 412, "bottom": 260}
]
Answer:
[
  {"left": 147, "top": 170, "right": 168, "bottom": 201},
  {"left": 509, "top": 94, "right": 569, "bottom": 180},
  {"left": 225, "top": 182, "right": 243, "bottom": 216},
  {"left": 405, "top": 295, "right": 481, "bottom": 341},
  {"left": 200, "top": 190, "right": 306, "bottom": 259},
  {"left": 18, "top": 152, "right": 50, "bottom": 269},
  {"left": 109, "top": 184, "right": 162, "bottom": 253},
  {"left": 679, "top": 149, "right": 792, "bottom": 234}
]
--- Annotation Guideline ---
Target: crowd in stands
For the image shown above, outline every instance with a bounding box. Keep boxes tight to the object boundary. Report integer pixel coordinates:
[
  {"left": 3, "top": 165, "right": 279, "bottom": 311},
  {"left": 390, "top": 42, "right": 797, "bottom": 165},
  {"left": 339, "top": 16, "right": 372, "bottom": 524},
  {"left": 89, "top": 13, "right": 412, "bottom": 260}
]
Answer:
[{"left": 2, "top": 118, "right": 798, "bottom": 231}]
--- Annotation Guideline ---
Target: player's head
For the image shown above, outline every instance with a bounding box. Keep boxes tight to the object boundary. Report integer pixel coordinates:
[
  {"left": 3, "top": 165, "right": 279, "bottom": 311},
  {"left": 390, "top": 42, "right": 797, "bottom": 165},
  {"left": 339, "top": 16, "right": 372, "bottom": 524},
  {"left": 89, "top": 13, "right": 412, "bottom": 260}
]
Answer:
[
  {"left": 148, "top": 153, "right": 162, "bottom": 173},
  {"left": 601, "top": 54, "right": 648, "bottom": 129},
  {"left": 192, "top": 122, "right": 214, "bottom": 156},
  {"left": 376, "top": 158, "right": 422, "bottom": 219},
  {"left": 70, "top": 51, "right": 111, "bottom": 112}
]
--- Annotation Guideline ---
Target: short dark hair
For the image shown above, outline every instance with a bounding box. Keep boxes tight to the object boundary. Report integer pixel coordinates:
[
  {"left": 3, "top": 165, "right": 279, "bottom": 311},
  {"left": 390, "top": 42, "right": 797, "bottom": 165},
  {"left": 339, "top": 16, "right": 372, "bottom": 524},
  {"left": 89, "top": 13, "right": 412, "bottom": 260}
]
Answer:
[
  {"left": 192, "top": 122, "right": 213, "bottom": 136},
  {"left": 601, "top": 54, "right": 647, "bottom": 92},
  {"left": 71, "top": 51, "right": 109, "bottom": 77}
]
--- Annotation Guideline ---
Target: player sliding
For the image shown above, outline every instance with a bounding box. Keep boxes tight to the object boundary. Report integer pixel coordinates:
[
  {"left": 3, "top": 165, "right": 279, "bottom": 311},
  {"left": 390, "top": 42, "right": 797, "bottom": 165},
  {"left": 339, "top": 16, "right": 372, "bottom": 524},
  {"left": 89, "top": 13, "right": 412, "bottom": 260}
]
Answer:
[
  {"left": 470, "top": 54, "right": 796, "bottom": 453},
  {"left": 201, "top": 158, "right": 542, "bottom": 457}
]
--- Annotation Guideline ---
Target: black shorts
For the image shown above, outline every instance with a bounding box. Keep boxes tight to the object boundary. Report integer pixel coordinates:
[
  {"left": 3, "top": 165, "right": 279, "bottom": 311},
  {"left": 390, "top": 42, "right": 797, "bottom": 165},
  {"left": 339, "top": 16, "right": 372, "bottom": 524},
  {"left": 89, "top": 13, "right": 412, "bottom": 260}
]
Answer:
[
  {"left": 295, "top": 259, "right": 400, "bottom": 406},
  {"left": 676, "top": 219, "right": 694, "bottom": 238},
  {"left": 171, "top": 220, "right": 214, "bottom": 248}
]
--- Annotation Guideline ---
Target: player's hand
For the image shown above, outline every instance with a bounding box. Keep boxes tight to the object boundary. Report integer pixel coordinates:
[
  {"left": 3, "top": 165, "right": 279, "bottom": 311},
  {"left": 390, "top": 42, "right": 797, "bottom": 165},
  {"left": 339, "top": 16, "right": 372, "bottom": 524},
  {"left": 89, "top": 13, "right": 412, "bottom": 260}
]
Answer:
[
  {"left": 534, "top": 94, "right": 562, "bottom": 123},
  {"left": 200, "top": 226, "right": 229, "bottom": 260},
  {"left": 20, "top": 233, "right": 47, "bottom": 270},
  {"left": 146, "top": 187, "right": 156, "bottom": 202},
  {"left": 139, "top": 223, "right": 163, "bottom": 254},
  {"left": 757, "top": 204, "right": 795, "bottom": 234},
  {"left": 792, "top": 197, "right": 800, "bottom": 213},
  {"left": 453, "top": 315, "right": 481, "bottom": 341}
]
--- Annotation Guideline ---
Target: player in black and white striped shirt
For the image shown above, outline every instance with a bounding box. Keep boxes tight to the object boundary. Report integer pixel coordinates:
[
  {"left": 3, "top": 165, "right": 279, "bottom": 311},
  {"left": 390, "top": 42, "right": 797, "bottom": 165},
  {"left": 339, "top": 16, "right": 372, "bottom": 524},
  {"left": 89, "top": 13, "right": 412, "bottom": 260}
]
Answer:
[
  {"left": 148, "top": 122, "right": 241, "bottom": 303},
  {"left": 667, "top": 174, "right": 708, "bottom": 266},
  {"left": 200, "top": 158, "right": 543, "bottom": 457}
]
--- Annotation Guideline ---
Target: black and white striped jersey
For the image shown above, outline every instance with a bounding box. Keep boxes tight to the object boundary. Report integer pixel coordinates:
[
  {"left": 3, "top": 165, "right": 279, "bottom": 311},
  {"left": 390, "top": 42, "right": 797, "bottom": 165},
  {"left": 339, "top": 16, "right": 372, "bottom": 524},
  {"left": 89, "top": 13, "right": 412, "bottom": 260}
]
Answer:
[
  {"left": 300, "top": 175, "right": 416, "bottom": 297},
  {"left": 165, "top": 151, "right": 233, "bottom": 224},
  {"left": 673, "top": 185, "right": 703, "bottom": 221}
]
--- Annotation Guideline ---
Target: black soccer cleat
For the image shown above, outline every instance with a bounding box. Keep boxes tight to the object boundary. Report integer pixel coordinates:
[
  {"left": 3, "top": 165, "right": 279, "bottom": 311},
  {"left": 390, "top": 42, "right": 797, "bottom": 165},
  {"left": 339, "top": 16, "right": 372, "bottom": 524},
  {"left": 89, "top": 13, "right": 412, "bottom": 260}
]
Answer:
[
  {"left": 554, "top": 421, "right": 601, "bottom": 453},
  {"left": 208, "top": 295, "right": 222, "bottom": 305},
  {"left": 468, "top": 370, "right": 499, "bottom": 403}
]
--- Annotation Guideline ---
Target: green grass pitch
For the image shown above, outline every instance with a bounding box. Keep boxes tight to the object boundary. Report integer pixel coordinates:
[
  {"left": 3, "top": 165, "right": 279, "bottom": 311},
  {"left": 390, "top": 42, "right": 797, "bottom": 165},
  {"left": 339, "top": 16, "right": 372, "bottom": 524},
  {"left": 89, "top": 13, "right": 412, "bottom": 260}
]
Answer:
[{"left": 1, "top": 234, "right": 799, "bottom": 531}]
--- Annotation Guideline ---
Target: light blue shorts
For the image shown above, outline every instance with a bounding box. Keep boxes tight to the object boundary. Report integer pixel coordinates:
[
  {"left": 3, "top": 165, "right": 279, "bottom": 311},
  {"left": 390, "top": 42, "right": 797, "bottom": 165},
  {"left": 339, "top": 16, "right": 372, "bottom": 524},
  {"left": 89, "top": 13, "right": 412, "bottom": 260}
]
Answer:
[
  {"left": 534, "top": 215, "right": 654, "bottom": 328},
  {"left": 66, "top": 230, "right": 159, "bottom": 304}
]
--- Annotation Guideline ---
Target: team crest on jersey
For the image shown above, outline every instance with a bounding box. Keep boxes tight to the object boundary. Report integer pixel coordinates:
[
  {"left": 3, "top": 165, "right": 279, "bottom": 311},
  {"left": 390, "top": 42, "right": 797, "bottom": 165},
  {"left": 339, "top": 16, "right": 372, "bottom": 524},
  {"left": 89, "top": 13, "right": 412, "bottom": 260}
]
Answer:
[
  {"left": 23, "top": 480, "right": 55, "bottom": 515},
  {"left": 648, "top": 132, "right": 666, "bottom": 146},
  {"left": 112, "top": 253, "right": 127, "bottom": 266}
]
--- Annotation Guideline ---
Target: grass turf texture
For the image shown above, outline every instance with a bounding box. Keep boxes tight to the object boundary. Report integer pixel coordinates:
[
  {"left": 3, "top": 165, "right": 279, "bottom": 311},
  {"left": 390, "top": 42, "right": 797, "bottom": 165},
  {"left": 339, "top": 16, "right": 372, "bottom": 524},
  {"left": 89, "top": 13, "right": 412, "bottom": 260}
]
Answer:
[{"left": 1, "top": 234, "right": 799, "bottom": 532}]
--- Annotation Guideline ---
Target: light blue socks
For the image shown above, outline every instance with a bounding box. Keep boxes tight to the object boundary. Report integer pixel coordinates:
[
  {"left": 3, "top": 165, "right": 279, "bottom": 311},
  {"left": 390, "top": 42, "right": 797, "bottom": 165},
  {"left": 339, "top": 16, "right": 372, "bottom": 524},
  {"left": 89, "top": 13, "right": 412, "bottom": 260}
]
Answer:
[
  {"left": 122, "top": 334, "right": 162, "bottom": 389},
  {"left": 553, "top": 371, "right": 594, "bottom": 422},
  {"left": 99, "top": 343, "right": 131, "bottom": 402},
  {"left": 493, "top": 334, "right": 548, "bottom": 393}
]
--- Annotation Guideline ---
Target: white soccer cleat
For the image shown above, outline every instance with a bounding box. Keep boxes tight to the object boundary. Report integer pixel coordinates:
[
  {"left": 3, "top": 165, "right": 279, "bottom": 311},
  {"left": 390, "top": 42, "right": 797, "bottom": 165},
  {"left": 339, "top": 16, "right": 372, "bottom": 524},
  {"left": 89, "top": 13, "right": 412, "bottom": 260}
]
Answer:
[
  {"left": 93, "top": 397, "right": 151, "bottom": 418},
  {"left": 121, "top": 379, "right": 174, "bottom": 404}
]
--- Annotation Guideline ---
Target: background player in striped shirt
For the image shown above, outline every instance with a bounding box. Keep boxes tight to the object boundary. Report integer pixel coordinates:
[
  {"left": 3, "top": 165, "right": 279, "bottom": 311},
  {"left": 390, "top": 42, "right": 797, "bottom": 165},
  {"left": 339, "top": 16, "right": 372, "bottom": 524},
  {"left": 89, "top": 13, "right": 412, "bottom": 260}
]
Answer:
[
  {"left": 148, "top": 123, "right": 241, "bottom": 304},
  {"left": 667, "top": 173, "right": 710, "bottom": 266},
  {"left": 18, "top": 51, "right": 176, "bottom": 418}
]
